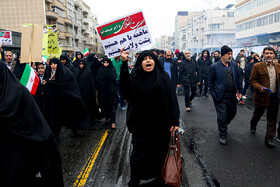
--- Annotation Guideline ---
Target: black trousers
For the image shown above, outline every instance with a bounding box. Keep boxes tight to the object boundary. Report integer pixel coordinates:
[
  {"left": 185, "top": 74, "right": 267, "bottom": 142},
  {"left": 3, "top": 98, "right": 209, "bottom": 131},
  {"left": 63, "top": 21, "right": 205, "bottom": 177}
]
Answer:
[
  {"left": 213, "top": 97, "right": 237, "bottom": 139},
  {"left": 184, "top": 85, "right": 197, "bottom": 108},
  {"left": 199, "top": 77, "right": 208, "bottom": 96},
  {"left": 250, "top": 93, "right": 279, "bottom": 141}
]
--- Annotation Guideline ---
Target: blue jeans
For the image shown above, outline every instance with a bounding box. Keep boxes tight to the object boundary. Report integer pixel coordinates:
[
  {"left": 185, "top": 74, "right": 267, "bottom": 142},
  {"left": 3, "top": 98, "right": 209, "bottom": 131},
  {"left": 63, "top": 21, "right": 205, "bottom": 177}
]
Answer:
[{"left": 116, "top": 80, "right": 125, "bottom": 107}]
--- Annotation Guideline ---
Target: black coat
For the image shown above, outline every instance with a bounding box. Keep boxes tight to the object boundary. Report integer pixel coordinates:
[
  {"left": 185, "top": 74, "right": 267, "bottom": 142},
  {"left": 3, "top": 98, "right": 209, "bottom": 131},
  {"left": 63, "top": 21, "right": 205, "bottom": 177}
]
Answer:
[
  {"left": 179, "top": 59, "right": 201, "bottom": 87},
  {"left": 96, "top": 63, "right": 117, "bottom": 115},
  {"left": 244, "top": 62, "right": 255, "bottom": 83},
  {"left": 197, "top": 56, "right": 212, "bottom": 78},
  {"left": 74, "top": 64, "right": 97, "bottom": 125},
  {"left": 44, "top": 58, "right": 90, "bottom": 134},
  {"left": 120, "top": 50, "right": 180, "bottom": 180},
  {"left": 0, "top": 61, "right": 63, "bottom": 187}
]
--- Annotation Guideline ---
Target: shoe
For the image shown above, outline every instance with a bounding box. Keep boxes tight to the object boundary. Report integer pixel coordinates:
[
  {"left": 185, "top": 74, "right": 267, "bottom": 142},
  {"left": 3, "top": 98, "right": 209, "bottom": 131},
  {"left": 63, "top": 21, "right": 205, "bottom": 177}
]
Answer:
[
  {"left": 242, "top": 96, "right": 247, "bottom": 99},
  {"left": 239, "top": 101, "right": 245, "bottom": 105},
  {"left": 250, "top": 127, "right": 256, "bottom": 134},
  {"left": 203, "top": 95, "right": 208, "bottom": 99},
  {"left": 219, "top": 138, "right": 227, "bottom": 145},
  {"left": 265, "top": 140, "right": 275, "bottom": 148},
  {"left": 121, "top": 106, "right": 126, "bottom": 111},
  {"left": 186, "top": 107, "right": 191, "bottom": 112}
]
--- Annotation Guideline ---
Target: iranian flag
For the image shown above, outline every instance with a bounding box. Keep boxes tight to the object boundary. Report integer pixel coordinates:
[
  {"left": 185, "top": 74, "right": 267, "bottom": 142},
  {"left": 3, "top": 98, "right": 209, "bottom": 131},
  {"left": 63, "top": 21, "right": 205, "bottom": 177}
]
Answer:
[
  {"left": 20, "top": 64, "right": 39, "bottom": 95},
  {"left": 83, "top": 48, "right": 89, "bottom": 57}
]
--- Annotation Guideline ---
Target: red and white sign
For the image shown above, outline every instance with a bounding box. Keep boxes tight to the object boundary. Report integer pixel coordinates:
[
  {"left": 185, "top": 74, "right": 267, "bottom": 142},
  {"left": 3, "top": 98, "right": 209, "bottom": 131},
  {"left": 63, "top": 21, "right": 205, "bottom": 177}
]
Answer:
[
  {"left": 96, "top": 10, "right": 152, "bottom": 58},
  {"left": 0, "top": 31, "right": 12, "bottom": 45}
]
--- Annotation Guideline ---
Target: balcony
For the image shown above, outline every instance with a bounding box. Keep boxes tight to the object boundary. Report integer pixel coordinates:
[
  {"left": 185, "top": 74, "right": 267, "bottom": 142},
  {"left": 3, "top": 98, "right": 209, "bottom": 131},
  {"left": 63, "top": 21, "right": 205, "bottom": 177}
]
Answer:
[
  {"left": 84, "top": 30, "right": 90, "bottom": 35},
  {"left": 65, "top": 32, "right": 73, "bottom": 38},
  {"left": 45, "top": 10, "right": 59, "bottom": 19},
  {"left": 83, "top": 18, "right": 89, "bottom": 25},
  {"left": 82, "top": 25, "right": 87, "bottom": 31},
  {"left": 83, "top": 9, "right": 89, "bottom": 15},
  {"left": 51, "top": 0, "right": 65, "bottom": 11},
  {"left": 58, "top": 32, "right": 66, "bottom": 39},
  {"left": 62, "top": 46, "right": 74, "bottom": 52},
  {"left": 64, "top": 18, "right": 72, "bottom": 25}
]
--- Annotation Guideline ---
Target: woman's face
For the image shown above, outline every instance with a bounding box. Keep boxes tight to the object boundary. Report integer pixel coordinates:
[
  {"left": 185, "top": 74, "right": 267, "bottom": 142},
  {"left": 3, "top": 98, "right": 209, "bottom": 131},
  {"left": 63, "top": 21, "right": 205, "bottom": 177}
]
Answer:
[
  {"left": 79, "top": 62, "right": 85, "bottom": 69},
  {"left": 50, "top": 63, "right": 57, "bottom": 71},
  {"left": 38, "top": 64, "right": 45, "bottom": 75},
  {"left": 103, "top": 61, "right": 109, "bottom": 67},
  {"left": 141, "top": 56, "right": 155, "bottom": 72}
]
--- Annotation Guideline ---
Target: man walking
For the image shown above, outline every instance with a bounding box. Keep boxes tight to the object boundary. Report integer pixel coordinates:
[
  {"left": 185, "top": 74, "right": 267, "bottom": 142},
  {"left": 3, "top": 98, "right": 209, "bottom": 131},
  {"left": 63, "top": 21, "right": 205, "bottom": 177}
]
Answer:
[
  {"left": 249, "top": 47, "right": 280, "bottom": 148},
  {"left": 179, "top": 50, "right": 201, "bottom": 112},
  {"left": 208, "top": 46, "right": 243, "bottom": 145},
  {"left": 197, "top": 49, "right": 212, "bottom": 98},
  {"left": 160, "top": 50, "right": 178, "bottom": 92}
]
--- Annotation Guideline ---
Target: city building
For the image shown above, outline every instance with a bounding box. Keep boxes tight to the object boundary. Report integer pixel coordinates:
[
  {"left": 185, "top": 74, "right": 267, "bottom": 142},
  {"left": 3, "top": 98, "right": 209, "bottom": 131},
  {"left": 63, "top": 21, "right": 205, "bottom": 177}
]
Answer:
[
  {"left": 174, "top": 11, "right": 201, "bottom": 50},
  {"left": 235, "top": 0, "right": 280, "bottom": 50},
  {"left": 0, "top": 0, "right": 104, "bottom": 56},
  {"left": 154, "top": 35, "right": 173, "bottom": 51},
  {"left": 181, "top": 4, "right": 236, "bottom": 54}
]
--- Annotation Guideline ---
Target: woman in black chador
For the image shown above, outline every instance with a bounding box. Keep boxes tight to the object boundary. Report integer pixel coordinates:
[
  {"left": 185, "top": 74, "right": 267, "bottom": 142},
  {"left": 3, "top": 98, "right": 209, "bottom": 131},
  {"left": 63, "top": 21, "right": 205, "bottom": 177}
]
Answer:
[
  {"left": 43, "top": 58, "right": 89, "bottom": 141},
  {"left": 119, "top": 49, "right": 180, "bottom": 186},
  {"left": 74, "top": 59, "right": 96, "bottom": 126},
  {"left": 0, "top": 61, "right": 64, "bottom": 187},
  {"left": 96, "top": 57, "right": 118, "bottom": 129}
]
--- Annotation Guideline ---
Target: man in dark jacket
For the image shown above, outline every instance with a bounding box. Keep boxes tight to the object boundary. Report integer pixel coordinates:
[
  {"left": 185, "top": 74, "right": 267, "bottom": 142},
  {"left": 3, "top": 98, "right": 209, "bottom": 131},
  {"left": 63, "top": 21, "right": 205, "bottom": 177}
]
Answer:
[
  {"left": 160, "top": 50, "right": 178, "bottom": 92},
  {"left": 179, "top": 50, "right": 201, "bottom": 112},
  {"left": 197, "top": 49, "right": 212, "bottom": 98},
  {"left": 208, "top": 46, "right": 243, "bottom": 145}
]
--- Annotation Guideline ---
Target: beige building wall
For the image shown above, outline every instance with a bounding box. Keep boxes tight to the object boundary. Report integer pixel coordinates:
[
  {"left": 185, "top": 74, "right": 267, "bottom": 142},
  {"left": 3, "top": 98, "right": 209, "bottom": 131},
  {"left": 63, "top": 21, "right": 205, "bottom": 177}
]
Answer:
[
  {"left": 0, "top": 0, "right": 104, "bottom": 55},
  {"left": 0, "top": 0, "right": 45, "bottom": 32}
]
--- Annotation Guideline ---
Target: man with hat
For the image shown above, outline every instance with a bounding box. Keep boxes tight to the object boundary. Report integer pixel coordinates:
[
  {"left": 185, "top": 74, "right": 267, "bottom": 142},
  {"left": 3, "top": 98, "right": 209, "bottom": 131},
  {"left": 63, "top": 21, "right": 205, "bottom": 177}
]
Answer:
[{"left": 208, "top": 45, "right": 243, "bottom": 145}]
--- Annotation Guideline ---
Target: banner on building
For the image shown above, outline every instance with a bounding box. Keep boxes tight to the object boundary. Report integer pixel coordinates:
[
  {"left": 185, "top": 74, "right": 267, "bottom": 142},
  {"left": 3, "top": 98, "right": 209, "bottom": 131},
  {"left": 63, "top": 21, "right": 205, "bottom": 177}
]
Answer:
[
  {"left": 0, "top": 31, "right": 12, "bottom": 45},
  {"left": 96, "top": 10, "right": 152, "bottom": 58}
]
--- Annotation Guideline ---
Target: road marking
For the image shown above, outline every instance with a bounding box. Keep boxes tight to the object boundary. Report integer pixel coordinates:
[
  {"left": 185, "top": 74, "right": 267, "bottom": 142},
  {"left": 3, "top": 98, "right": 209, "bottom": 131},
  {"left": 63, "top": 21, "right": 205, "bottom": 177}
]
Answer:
[{"left": 73, "top": 129, "right": 110, "bottom": 187}]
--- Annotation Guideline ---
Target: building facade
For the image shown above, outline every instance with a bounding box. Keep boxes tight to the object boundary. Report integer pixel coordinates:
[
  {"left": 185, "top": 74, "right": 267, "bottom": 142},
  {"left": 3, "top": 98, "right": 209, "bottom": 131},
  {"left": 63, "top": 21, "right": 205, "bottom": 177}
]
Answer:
[
  {"left": 235, "top": 0, "right": 280, "bottom": 48},
  {"left": 0, "top": 0, "right": 104, "bottom": 57},
  {"left": 180, "top": 5, "right": 236, "bottom": 53}
]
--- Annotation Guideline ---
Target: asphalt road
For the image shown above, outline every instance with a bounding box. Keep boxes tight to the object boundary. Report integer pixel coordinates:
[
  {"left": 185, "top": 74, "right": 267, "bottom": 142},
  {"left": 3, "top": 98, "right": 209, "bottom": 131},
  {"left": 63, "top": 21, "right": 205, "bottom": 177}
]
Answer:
[{"left": 59, "top": 93, "right": 280, "bottom": 187}]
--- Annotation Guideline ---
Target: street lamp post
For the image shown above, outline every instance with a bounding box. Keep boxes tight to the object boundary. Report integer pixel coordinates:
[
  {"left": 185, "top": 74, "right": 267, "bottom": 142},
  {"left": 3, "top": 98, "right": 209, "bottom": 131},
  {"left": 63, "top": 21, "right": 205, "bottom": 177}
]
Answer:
[{"left": 202, "top": 0, "right": 213, "bottom": 53}]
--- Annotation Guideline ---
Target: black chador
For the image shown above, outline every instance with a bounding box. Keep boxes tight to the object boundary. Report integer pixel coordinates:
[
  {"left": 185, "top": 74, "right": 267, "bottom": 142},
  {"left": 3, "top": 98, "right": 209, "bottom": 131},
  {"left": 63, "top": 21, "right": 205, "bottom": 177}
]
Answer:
[
  {"left": 74, "top": 59, "right": 97, "bottom": 125},
  {"left": 0, "top": 61, "right": 64, "bottom": 187},
  {"left": 44, "top": 58, "right": 89, "bottom": 139},
  {"left": 96, "top": 57, "right": 118, "bottom": 127},
  {"left": 120, "top": 50, "right": 180, "bottom": 185}
]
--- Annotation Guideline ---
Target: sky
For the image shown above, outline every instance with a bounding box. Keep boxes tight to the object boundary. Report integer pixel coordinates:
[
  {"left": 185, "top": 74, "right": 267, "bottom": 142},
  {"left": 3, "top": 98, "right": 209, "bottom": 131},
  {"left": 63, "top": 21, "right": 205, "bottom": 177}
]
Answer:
[{"left": 83, "top": 0, "right": 235, "bottom": 48}]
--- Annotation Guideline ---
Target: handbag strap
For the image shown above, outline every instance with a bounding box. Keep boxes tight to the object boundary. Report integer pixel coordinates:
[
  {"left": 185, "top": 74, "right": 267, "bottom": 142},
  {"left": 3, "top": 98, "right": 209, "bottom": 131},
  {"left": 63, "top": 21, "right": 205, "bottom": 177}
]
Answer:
[{"left": 170, "top": 129, "right": 177, "bottom": 146}]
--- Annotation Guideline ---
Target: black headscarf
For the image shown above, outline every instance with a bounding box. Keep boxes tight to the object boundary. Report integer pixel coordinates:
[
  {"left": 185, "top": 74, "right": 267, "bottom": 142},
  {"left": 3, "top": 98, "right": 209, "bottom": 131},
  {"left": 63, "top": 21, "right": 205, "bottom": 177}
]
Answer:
[
  {"left": 0, "top": 60, "right": 52, "bottom": 141},
  {"left": 0, "top": 61, "right": 64, "bottom": 186},
  {"left": 13, "top": 53, "right": 26, "bottom": 80},
  {"left": 74, "top": 59, "right": 96, "bottom": 124},
  {"left": 120, "top": 50, "right": 180, "bottom": 179},
  {"left": 86, "top": 53, "right": 102, "bottom": 83},
  {"left": 44, "top": 58, "right": 90, "bottom": 131}
]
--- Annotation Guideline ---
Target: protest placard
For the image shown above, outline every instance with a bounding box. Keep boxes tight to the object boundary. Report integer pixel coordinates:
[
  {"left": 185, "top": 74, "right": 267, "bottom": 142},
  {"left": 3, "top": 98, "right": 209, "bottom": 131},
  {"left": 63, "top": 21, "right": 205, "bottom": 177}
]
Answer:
[
  {"left": 21, "top": 24, "right": 43, "bottom": 64},
  {"left": 0, "top": 31, "right": 12, "bottom": 45},
  {"left": 96, "top": 10, "right": 152, "bottom": 58}
]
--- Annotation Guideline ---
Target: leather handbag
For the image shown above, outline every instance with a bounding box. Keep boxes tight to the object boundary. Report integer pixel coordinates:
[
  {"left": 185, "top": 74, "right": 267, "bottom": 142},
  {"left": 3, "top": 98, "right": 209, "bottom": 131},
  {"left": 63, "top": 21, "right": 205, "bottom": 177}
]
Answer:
[{"left": 161, "top": 129, "right": 182, "bottom": 187}]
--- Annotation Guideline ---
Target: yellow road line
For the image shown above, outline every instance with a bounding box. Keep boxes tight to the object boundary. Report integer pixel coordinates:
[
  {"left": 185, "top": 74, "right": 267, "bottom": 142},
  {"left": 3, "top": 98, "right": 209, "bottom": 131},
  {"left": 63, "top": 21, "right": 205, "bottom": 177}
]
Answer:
[{"left": 73, "top": 129, "right": 110, "bottom": 187}]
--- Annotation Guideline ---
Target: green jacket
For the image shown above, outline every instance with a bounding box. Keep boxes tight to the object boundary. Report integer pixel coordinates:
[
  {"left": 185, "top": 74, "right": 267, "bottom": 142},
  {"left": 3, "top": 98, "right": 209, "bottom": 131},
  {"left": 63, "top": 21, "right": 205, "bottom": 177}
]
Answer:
[{"left": 111, "top": 58, "right": 122, "bottom": 80}]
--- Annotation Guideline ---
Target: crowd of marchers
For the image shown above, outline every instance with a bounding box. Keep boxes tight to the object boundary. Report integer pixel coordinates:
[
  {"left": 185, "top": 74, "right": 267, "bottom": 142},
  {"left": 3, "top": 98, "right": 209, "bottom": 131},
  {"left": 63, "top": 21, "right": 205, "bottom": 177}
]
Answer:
[{"left": 1, "top": 42, "right": 280, "bottom": 186}]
